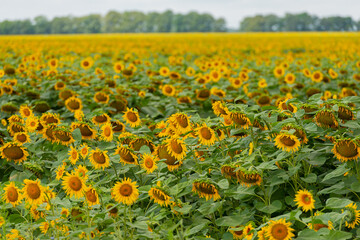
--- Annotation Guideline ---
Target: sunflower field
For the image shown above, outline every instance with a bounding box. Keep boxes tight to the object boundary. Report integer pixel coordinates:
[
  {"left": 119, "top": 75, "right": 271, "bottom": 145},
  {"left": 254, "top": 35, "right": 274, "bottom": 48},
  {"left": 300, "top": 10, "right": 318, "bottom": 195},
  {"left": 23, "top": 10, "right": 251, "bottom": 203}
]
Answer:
[{"left": 1, "top": 33, "right": 360, "bottom": 240}]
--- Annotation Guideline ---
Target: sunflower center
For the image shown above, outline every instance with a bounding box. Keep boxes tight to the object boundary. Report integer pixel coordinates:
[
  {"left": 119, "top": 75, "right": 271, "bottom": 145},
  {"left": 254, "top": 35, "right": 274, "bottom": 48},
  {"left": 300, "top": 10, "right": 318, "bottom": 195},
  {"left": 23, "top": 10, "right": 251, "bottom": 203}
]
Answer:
[
  {"left": 165, "top": 86, "right": 173, "bottom": 93},
  {"left": 27, "top": 183, "right": 41, "bottom": 199},
  {"left": 93, "top": 152, "right": 106, "bottom": 164},
  {"left": 200, "top": 127, "right": 212, "bottom": 140},
  {"left": 170, "top": 140, "right": 183, "bottom": 154},
  {"left": 79, "top": 124, "right": 94, "bottom": 137},
  {"left": 127, "top": 112, "right": 138, "bottom": 122},
  {"left": 104, "top": 127, "right": 111, "bottom": 137},
  {"left": 69, "top": 177, "right": 82, "bottom": 191},
  {"left": 176, "top": 116, "right": 188, "bottom": 128},
  {"left": 23, "top": 109, "right": 31, "bottom": 116},
  {"left": 72, "top": 151, "right": 78, "bottom": 160},
  {"left": 336, "top": 141, "right": 358, "bottom": 158},
  {"left": 3, "top": 146, "right": 24, "bottom": 160},
  {"left": 271, "top": 223, "right": 288, "bottom": 240},
  {"left": 86, "top": 189, "right": 97, "bottom": 203},
  {"left": 301, "top": 194, "right": 311, "bottom": 204},
  {"left": 7, "top": 187, "right": 19, "bottom": 202},
  {"left": 16, "top": 134, "right": 27, "bottom": 142},
  {"left": 120, "top": 184, "right": 133, "bottom": 196},
  {"left": 145, "top": 158, "right": 154, "bottom": 168},
  {"left": 68, "top": 100, "right": 80, "bottom": 110},
  {"left": 280, "top": 136, "right": 296, "bottom": 146}
]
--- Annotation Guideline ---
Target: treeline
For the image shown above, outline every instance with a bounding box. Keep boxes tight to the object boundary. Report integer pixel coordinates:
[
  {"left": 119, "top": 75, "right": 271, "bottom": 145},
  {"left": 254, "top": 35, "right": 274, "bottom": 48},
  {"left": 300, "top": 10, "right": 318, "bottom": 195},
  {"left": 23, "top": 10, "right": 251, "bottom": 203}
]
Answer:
[
  {"left": 0, "top": 10, "right": 226, "bottom": 34},
  {"left": 239, "top": 13, "right": 360, "bottom": 32}
]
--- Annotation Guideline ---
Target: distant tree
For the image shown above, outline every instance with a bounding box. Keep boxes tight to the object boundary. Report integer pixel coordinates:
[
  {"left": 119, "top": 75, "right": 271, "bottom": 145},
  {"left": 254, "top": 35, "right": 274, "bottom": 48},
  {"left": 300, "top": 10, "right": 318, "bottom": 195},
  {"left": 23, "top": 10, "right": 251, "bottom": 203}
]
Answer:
[
  {"left": 75, "top": 14, "right": 101, "bottom": 33},
  {"left": 34, "top": 16, "right": 51, "bottom": 34}
]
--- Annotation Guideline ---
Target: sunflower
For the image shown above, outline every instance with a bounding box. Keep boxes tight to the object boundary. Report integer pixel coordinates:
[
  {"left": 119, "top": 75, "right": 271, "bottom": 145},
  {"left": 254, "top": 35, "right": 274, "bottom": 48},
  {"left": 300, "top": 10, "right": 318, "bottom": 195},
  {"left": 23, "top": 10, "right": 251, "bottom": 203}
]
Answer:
[
  {"left": 311, "top": 71, "right": 323, "bottom": 82},
  {"left": 75, "top": 165, "right": 88, "bottom": 180},
  {"left": 159, "top": 67, "right": 170, "bottom": 76},
  {"left": 7, "top": 122, "right": 26, "bottom": 136},
  {"left": 19, "top": 105, "right": 33, "bottom": 118},
  {"left": 68, "top": 146, "right": 79, "bottom": 165},
  {"left": 338, "top": 105, "right": 354, "bottom": 121},
  {"left": 85, "top": 186, "right": 100, "bottom": 206},
  {"left": 281, "top": 123, "right": 308, "bottom": 144},
  {"left": 342, "top": 202, "right": 360, "bottom": 229},
  {"left": 106, "top": 204, "right": 119, "bottom": 218},
  {"left": 94, "top": 92, "right": 109, "bottom": 104},
  {"left": 59, "top": 89, "right": 74, "bottom": 101},
  {"left": 65, "top": 97, "right": 83, "bottom": 112},
  {"left": 148, "top": 186, "right": 172, "bottom": 206},
  {"left": 258, "top": 226, "right": 269, "bottom": 240},
  {"left": 229, "top": 226, "right": 244, "bottom": 240},
  {"left": 278, "top": 99, "right": 297, "bottom": 114},
  {"left": 230, "top": 77, "right": 242, "bottom": 88},
  {"left": 112, "top": 178, "right": 139, "bottom": 205},
  {"left": 13, "top": 132, "right": 31, "bottom": 145},
  {"left": 81, "top": 57, "right": 94, "bottom": 70},
  {"left": 53, "top": 128, "right": 74, "bottom": 146},
  {"left": 79, "top": 143, "right": 89, "bottom": 159},
  {"left": 156, "top": 144, "right": 182, "bottom": 171},
  {"left": 141, "top": 153, "right": 157, "bottom": 173},
  {"left": 54, "top": 81, "right": 66, "bottom": 90},
  {"left": 123, "top": 108, "right": 141, "bottom": 128},
  {"left": 111, "top": 120, "right": 125, "bottom": 133},
  {"left": 229, "top": 111, "right": 251, "bottom": 129},
  {"left": 196, "top": 88, "right": 210, "bottom": 101},
  {"left": 243, "top": 223, "right": 254, "bottom": 240},
  {"left": 162, "top": 84, "right": 176, "bottom": 96},
  {"left": 62, "top": 171, "right": 87, "bottom": 199},
  {"left": 22, "top": 179, "right": 45, "bottom": 206},
  {"left": 258, "top": 78, "right": 267, "bottom": 88},
  {"left": 100, "top": 122, "right": 113, "bottom": 142},
  {"left": 25, "top": 115, "right": 39, "bottom": 132},
  {"left": 115, "top": 145, "right": 138, "bottom": 165},
  {"left": 196, "top": 124, "right": 216, "bottom": 146},
  {"left": 3, "top": 182, "right": 22, "bottom": 207},
  {"left": 0, "top": 142, "right": 28, "bottom": 164},
  {"left": 221, "top": 164, "right": 237, "bottom": 180},
  {"left": 192, "top": 180, "right": 221, "bottom": 201},
  {"left": 39, "top": 221, "right": 49, "bottom": 234},
  {"left": 40, "top": 112, "right": 61, "bottom": 126},
  {"left": 212, "top": 101, "right": 229, "bottom": 117},
  {"left": 55, "top": 164, "right": 66, "bottom": 180},
  {"left": 274, "top": 66, "right": 285, "bottom": 78},
  {"left": 236, "top": 169, "right": 262, "bottom": 187},
  {"left": 308, "top": 221, "right": 333, "bottom": 231},
  {"left": 266, "top": 218, "right": 294, "bottom": 240},
  {"left": 89, "top": 148, "right": 110, "bottom": 169},
  {"left": 165, "top": 137, "right": 187, "bottom": 160},
  {"left": 294, "top": 189, "right": 315, "bottom": 212},
  {"left": 168, "top": 112, "right": 192, "bottom": 135},
  {"left": 71, "top": 122, "right": 97, "bottom": 140},
  {"left": 274, "top": 133, "right": 301, "bottom": 152},
  {"left": 284, "top": 73, "right": 296, "bottom": 84},
  {"left": 332, "top": 138, "right": 360, "bottom": 162},
  {"left": 314, "top": 110, "right": 338, "bottom": 128},
  {"left": 177, "top": 96, "right": 192, "bottom": 104}
]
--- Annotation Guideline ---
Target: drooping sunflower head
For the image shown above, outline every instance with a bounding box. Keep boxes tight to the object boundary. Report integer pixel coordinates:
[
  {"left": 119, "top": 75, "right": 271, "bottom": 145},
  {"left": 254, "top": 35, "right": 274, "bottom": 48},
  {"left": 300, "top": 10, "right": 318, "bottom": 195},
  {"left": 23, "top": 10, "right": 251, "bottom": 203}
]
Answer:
[
  {"left": 332, "top": 138, "right": 360, "bottom": 162},
  {"left": 65, "top": 96, "right": 83, "bottom": 112},
  {"left": 112, "top": 178, "right": 139, "bottom": 205},
  {"left": 165, "top": 137, "right": 187, "bottom": 160},
  {"left": 196, "top": 88, "right": 211, "bottom": 101},
  {"left": 7, "top": 122, "right": 26, "bottom": 136},
  {"left": 115, "top": 145, "right": 138, "bottom": 165},
  {"left": 106, "top": 204, "right": 119, "bottom": 217},
  {"left": 294, "top": 189, "right": 315, "bottom": 212},
  {"left": 281, "top": 123, "right": 308, "bottom": 144},
  {"left": 315, "top": 109, "right": 339, "bottom": 129},
  {"left": 342, "top": 202, "right": 360, "bottom": 229},
  {"left": 156, "top": 144, "right": 182, "bottom": 171},
  {"left": 92, "top": 113, "right": 111, "bottom": 126},
  {"left": 229, "top": 226, "right": 244, "bottom": 240},
  {"left": 337, "top": 105, "right": 354, "bottom": 122},
  {"left": 71, "top": 122, "right": 97, "bottom": 140},
  {"left": 123, "top": 108, "right": 141, "bottom": 128},
  {"left": 40, "top": 112, "right": 61, "bottom": 126},
  {"left": 212, "top": 101, "right": 229, "bottom": 117},
  {"left": 229, "top": 111, "right": 251, "bottom": 129},
  {"left": 266, "top": 218, "right": 294, "bottom": 240},
  {"left": 192, "top": 180, "right": 221, "bottom": 201},
  {"left": 236, "top": 168, "right": 262, "bottom": 187},
  {"left": 85, "top": 186, "right": 100, "bottom": 206},
  {"left": 148, "top": 186, "right": 171, "bottom": 206},
  {"left": 89, "top": 148, "right": 110, "bottom": 169},
  {"left": 274, "top": 133, "right": 301, "bottom": 153},
  {"left": 277, "top": 98, "right": 297, "bottom": 114},
  {"left": 300, "top": 103, "right": 318, "bottom": 120},
  {"left": 221, "top": 164, "right": 237, "bottom": 180},
  {"left": 0, "top": 142, "right": 29, "bottom": 164},
  {"left": 129, "top": 137, "right": 155, "bottom": 152},
  {"left": 111, "top": 120, "right": 125, "bottom": 133},
  {"left": 53, "top": 127, "right": 74, "bottom": 146}
]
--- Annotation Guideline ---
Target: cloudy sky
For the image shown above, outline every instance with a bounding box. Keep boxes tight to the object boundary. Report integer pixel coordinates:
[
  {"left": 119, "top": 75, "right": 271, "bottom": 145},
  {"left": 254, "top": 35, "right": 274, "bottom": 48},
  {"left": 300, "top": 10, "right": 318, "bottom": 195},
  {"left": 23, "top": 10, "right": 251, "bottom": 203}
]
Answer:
[{"left": 0, "top": 0, "right": 359, "bottom": 28}]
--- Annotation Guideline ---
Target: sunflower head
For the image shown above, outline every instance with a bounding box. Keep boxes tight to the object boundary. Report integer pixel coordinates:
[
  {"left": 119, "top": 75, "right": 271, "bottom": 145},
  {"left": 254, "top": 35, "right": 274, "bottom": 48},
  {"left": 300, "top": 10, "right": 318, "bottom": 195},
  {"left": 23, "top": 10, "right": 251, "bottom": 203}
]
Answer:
[
  {"left": 332, "top": 138, "right": 360, "bottom": 162},
  {"left": 315, "top": 109, "right": 338, "bottom": 128},
  {"left": 274, "top": 133, "right": 301, "bottom": 153},
  {"left": 112, "top": 178, "right": 139, "bottom": 205},
  {"left": 342, "top": 202, "right": 360, "bottom": 229},
  {"left": 62, "top": 171, "right": 87, "bottom": 199},
  {"left": 123, "top": 108, "right": 141, "bottom": 128},
  {"left": 236, "top": 168, "right": 262, "bottom": 187},
  {"left": 141, "top": 153, "right": 158, "bottom": 173},
  {"left": 115, "top": 145, "right": 138, "bottom": 165},
  {"left": 0, "top": 142, "right": 28, "bottom": 164},
  {"left": 89, "top": 148, "right": 110, "bottom": 169},
  {"left": 192, "top": 180, "right": 221, "bottom": 201},
  {"left": 3, "top": 182, "right": 22, "bottom": 207},
  {"left": 22, "top": 179, "right": 45, "bottom": 207},
  {"left": 294, "top": 189, "right": 315, "bottom": 212},
  {"left": 148, "top": 186, "right": 172, "bottom": 206},
  {"left": 266, "top": 218, "right": 295, "bottom": 240}
]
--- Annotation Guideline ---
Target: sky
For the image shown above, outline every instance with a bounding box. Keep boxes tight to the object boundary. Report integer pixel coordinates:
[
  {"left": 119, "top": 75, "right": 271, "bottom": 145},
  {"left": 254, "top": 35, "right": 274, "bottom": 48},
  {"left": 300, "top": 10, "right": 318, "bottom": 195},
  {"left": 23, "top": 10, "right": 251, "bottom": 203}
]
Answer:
[{"left": 0, "top": 0, "right": 359, "bottom": 28}]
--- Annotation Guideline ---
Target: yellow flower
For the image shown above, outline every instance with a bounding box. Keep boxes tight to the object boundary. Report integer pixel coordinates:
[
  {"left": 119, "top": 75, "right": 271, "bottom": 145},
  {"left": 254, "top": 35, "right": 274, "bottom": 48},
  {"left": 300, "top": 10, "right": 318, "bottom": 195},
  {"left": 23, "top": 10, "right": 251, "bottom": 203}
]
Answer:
[
  {"left": 123, "top": 108, "right": 141, "bottom": 127},
  {"left": 266, "top": 218, "right": 294, "bottom": 240},
  {"left": 294, "top": 189, "right": 315, "bottom": 212},
  {"left": 112, "top": 178, "right": 139, "bottom": 205},
  {"left": 62, "top": 171, "right": 87, "bottom": 199}
]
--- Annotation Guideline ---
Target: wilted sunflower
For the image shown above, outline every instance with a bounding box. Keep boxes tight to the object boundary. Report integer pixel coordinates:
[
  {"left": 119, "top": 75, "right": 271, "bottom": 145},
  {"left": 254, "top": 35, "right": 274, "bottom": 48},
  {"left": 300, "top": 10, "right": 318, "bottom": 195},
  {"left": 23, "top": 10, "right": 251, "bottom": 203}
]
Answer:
[
  {"left": 196, "top": 124, "right": 216, "bottom": 146},
  {"left": 89, "top": 148, "right": 110, "bottom": 169},
  {"left": 71, "top": 122, "right": 97, "bottom": 140},
  {"left": 294, "top": 189, "right": 315, "bottom": 212},
  {"left": 277, "top": 99, "right": 297, "bottom": 114},
  {"left": 19, "top": 105, "right": 33, "bottom": 118},
  {"left": 221, "top": 164, "right": 237, "bottom": 180},
  {"left": 129, "top": 137, "right": 155, "bottom": 152},
  {"left": 22, "top": 179, "right": 45, "bottom": 206},
  {"left": 314, "top": 109, "right": 339, "bottom": 128},
  {"left": 229, "top": 111, "right": 251, "bottom": 129},
  {"left": 100, "top": 122, "right": 113, "bottom": 142},
  {"left": 338, "top": 105, "right": 354, "bottom": 121},
  {"left": 62, "top": 171, "right": 87, "bottom": 199},
  {"left": 112, "top": 178, "right": 139, "bottom": 205},
  {"left": 65, "top": 96, "right": 83, "bottom": 112},
  {"left": 342, "top": 202, "right": 360, "bottom": 229},
  {"left": 168, "top": 112, "right": 192, "bottom": 134},
  {"left": 106, "top": 204, "right": 119, "bottom": 218},
  {"left": 266, "top": 218, "right": 294, "bottom": 240},
  {"left": 68, "top": 146, "right": 79, "bottom": 165},
  {"left": 115, "top": 145, "right": 138, "bottom": 165},
  {"left": 3, "top": 182, "right": 22, "bottom": 207},
  {"left": 212, "top": 101, "right": 229, "bottom": 117},
  {"left": 156, "top": 144, "right": 182, "bottom": 171},
  {"left": 111, "top": 120, "right": 125, "bottom": 133},
  {"left": 85, "top": 186, "right": 100, "bottom": 206},
  {"left": 13, "top": 132, "right": 31, "bottom": 145},
  {"left": 141, "top": 153, "right": 158, "bottom": 173},
  {"left": 165, "top": 137, "right": 187, "bottom": 160},
  {"left": 0, "top": 142, "right": 28, "bottom": 164},
  {"left": 274, "top": 133, "right": 301, "bottom": 152},
  {"left": 94, "top": 92, "right": 110, "bottom": 104},
  {"left": 192, "top": 180, "right": 221, "bottom": 201},
  {"left": 123, "top": 108, "right": 141, "bottom": 127},
  {"left": 149, "top": 186, "right": 171, "bottom": 206},
  {"left": 332, "top": 138, "right": 360, "bottom": 162},
  {"left": 236, "top": 169, "right": 262, "bottom": 187},
  {"left": 42, "top": 124, "right": 57, "bottom": 143}
]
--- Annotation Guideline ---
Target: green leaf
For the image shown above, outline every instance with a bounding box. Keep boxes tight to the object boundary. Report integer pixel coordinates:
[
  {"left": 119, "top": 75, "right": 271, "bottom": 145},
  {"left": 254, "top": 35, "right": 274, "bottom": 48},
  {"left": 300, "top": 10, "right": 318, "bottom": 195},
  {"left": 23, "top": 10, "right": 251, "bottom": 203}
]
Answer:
[
  {"left": 255, "top": 200, "right": 282, "bottom": 214},
  {"left": 185, "top": 223, "right": 206, "bottom": 237},
  {"left": 173, "top": 204, "right": 192, "bottom": 214},
  {"left": 326, "top": 230, "right": 352, "bottom": 240},
  {"left": 297, "top": 229, "right": 323, "bottom": 240},
  {"left": 139, "top": 145, "right": 151, "bottom": 154},
  {"left": 217, "top": 179, "right": 229, "bottom": 189},
  {"left": 215, "top": 215, "right": 249, "bottom": 227},
  {"left": 301, "top": 173, "right": 317, "bottom": 183},
  {"left": 72, "top": 128, "right": 82, "bottom": 141},
  {"left": 322, "top": 165, "right": 349, "bottom": 182},
  {"left": 326, "top": 198, "right": 353, "bottom": 209}
]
